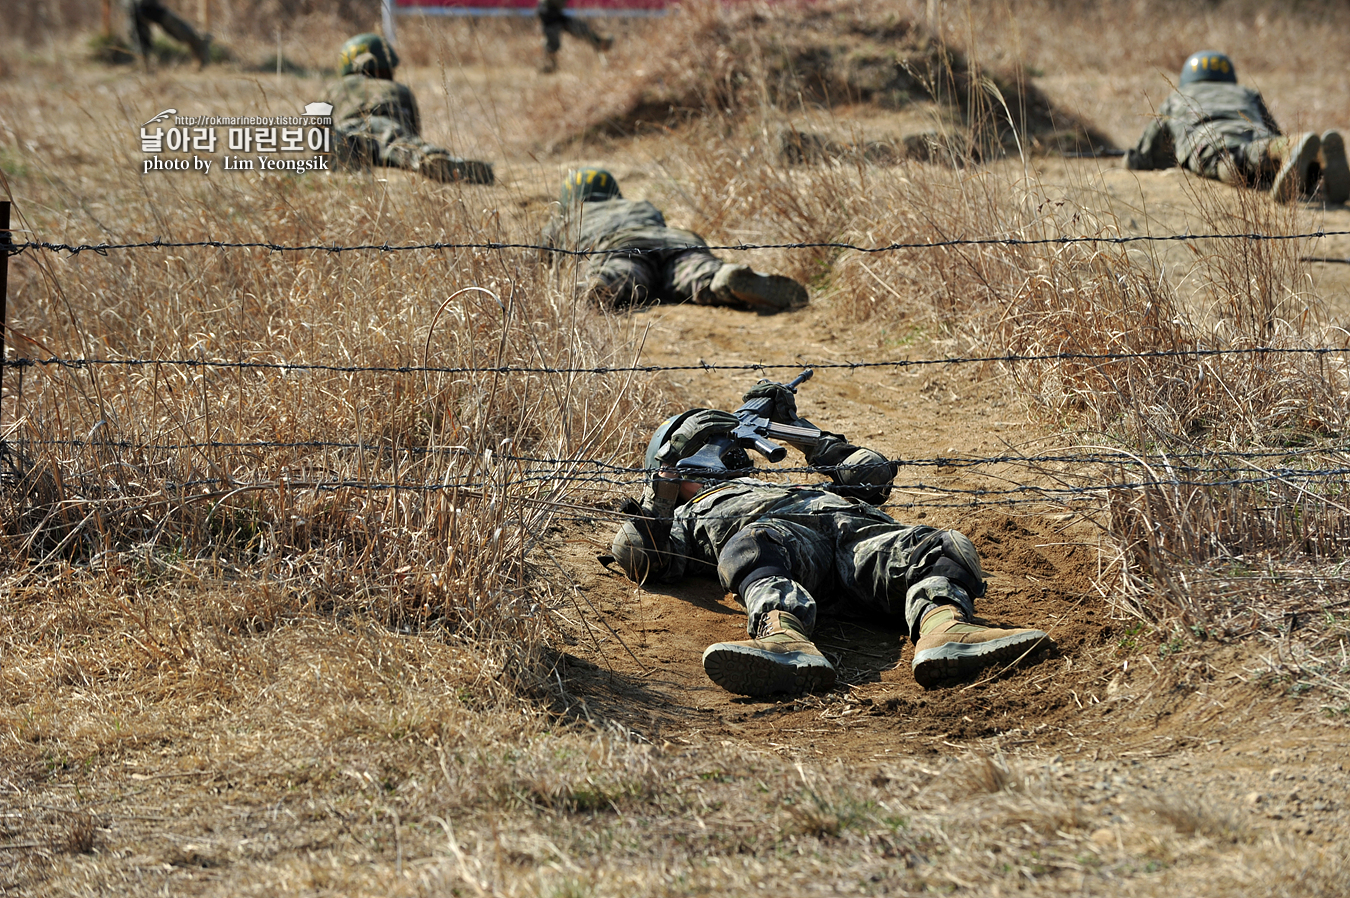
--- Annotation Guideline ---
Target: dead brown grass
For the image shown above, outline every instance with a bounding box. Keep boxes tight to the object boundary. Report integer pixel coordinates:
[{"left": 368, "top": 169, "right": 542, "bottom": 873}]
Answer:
[{"left": 4, "top": 2, "right": 1350, "bottom": 895}]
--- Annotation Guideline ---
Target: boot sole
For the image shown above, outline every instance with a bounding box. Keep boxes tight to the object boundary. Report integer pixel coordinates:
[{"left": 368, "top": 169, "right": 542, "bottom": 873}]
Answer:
[
  {"left": 721, "top": 268, "right": 809, "bottom": 312},
  {"left": 701, "top": 644, "right": 836, "bottom": 696},
  {"left": 1271, "top": 132, "right": 1320, "bottom": 204},
  {"left": 912, "top": 629, "right": 1050, "bottom": 688},
  {"left": 1322, "top": 131, "right": 1350, "bottom": 204}
]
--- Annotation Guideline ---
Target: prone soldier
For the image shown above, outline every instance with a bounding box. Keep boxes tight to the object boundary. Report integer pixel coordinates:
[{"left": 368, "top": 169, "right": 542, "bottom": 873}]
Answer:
[
  {"left": 325, "top": 34, "right": 494, "bottom": 185},
  {"left": 541, "top": 168, "right": 809, "bottom": 312},
  {"left": 1127, "top": 50, "right": 1349, "bottom": 204},
  {"left": 605, "top": 373, "right": 1054, "bottom": 696}
]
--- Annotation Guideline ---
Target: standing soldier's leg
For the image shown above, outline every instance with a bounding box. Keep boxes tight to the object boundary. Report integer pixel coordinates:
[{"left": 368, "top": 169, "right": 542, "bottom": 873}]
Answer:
[
  {"left": 538, "top": 8, "right": 564, "bottom": 72},
  {"left": 843, "top": 522, "right": 1052, "bottom": 687},
  {"left": 701, "top": 520, "right": 837, "bottom": 695},
  {"left": 562, "top": 14, "right": 614, "bottom": 52},
  {"left": 139, "top": 0, "right": 212, "bottom": 66},
  {"left": 128, "top": 0, "right": 156, "bottom": 63}
]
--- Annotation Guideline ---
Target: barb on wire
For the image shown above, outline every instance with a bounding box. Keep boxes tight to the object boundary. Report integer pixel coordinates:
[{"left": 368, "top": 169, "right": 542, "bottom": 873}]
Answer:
[
  {"left": 5, "top": 343, "right": 1350, "bottom": 375},
  {"left": 11, "top": 227, "right": 1350, "bottom": 258}
]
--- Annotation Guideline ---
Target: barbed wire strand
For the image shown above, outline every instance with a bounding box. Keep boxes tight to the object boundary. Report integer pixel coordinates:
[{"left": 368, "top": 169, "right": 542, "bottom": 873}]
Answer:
[
  {"left": 10, "top": 228, "right": 1350, "bottom": 258},
  {"left": 5, "top": 343, "right": 1349, "bottom": 375}
]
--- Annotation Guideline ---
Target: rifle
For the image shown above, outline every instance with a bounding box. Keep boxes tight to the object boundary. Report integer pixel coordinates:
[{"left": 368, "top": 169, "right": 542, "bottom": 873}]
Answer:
[{"left": 676, "top": 368, "right": 822, "bottom": 474}]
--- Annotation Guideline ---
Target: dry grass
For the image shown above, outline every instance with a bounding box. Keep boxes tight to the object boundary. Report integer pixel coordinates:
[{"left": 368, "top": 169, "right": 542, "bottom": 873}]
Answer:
[{"left": 4, "top": 1, "right": 1350, "bottom": 894}]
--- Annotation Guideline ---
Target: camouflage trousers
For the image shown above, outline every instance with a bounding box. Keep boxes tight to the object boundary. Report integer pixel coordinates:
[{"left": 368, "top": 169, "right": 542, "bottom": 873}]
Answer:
[
  {"left": 1187, "top": 131, "right": 1280, "bottom": 186},
  {"left": 333, "top": 117, "right": 441, "bottom": 170},
  {"left": 711, "top": 510, "right": 983, "bottom": 641},
  {"left": 333, "top": 118, "right": 493, "bottom": 184},
  {"left": 585, "top": 238, "right": 728, "bottom": 310}
]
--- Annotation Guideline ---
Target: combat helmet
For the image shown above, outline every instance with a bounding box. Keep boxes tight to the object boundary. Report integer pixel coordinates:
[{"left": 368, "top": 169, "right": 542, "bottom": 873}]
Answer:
[
  {"left": 560, "top": 168, "right": 621, "bottom": 206},
  {"left": 340, "top": 33, "right": 400, "bottom": 78},
  {"left": 1179, "top": 50, "right": 1236, "bottom": 86}
]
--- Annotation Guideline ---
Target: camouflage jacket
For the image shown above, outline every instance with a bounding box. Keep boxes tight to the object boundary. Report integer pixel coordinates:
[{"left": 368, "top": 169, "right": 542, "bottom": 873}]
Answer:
[
  {"left": 324, "top": 74, "right": 421, "bottom": 136},
  {"left": 1128, "top": 81, "right": 1279, "bottom": 170},
  {"left": 540, "top": 198, "right": 706, "bottom": 256},
  {"left": 662, "top": 480, "right": 904, "bottom": 581}
]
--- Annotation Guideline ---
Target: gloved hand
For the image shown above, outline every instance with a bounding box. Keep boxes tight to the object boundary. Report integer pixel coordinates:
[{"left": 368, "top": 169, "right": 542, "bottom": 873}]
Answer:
[
  {"left": 654, "top": 409, "right": 739, "bottom": 466},
  {"left": 742, "top": 380, "right": 798, "bottom": 424}
]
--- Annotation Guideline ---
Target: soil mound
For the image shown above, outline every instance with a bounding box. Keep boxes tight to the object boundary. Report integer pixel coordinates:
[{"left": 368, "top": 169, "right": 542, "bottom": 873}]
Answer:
[{"left": 559, "top": 0, "right": 1114, "bottom": 159}]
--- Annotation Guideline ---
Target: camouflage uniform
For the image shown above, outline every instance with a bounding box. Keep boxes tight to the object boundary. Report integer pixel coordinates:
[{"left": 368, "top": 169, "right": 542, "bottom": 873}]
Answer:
[
  {"left": 537, "top": 0, "right": 610, "bottom": 60},
  {"left": 657, "top": 480, "right": 984, "bottom": 644},
  {"left": 541, "top": 198, "right": 743, "bottom": 309},
  {"left": 1127, "top": 81, "right": 1282, "bottom": 182},
  {"left": 324, "top": 74, "right": 493, "bottom": 183}
]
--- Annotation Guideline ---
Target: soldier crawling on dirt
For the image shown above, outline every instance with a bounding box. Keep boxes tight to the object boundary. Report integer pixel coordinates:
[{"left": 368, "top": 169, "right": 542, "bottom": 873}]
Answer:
[
  {"left": 537, "top": 0, "right": 614, "bottom": 74},
  {"left": 325, "top": 34, "right": 494, "bottom": 185},
  {"left": 541, "top": 168, "right": 809, "bottom": 312},
  {"left": 604, "top": 374, "right": 1055, "bottom": 697},
  {"left": 1127, "top": 50, "right": 1350, "bottom": 205},
  {"left": 127, "top": 0, "right": 212, "bottom": 68}
]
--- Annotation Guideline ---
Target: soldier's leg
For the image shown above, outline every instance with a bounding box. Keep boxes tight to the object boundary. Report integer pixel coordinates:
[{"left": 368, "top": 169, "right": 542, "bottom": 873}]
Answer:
[
  {"left": 844, "top": 522, "right": 1051, "bottom": 687},
  {"left": 585, "top": 253, "right": 659, "bottom": 310},
  {"left": 129, "top": 0, "right": 157, "bottom": 60},
  {"left": 417, "top": 147, "right": 495, "bottom": 185},
  {"left": 141, "top": 0, "right": 211, "bottom": 65},
  {"left": 561, "top": 14, "right": 613, "bottom": 52},
  {"left": 538, "top": 12, "right": 563, "bottom": 72},
  {"left": 701, "top": 520, "right": 836, "bottom": 695},
  {"left": 1319, "top": 131, "right": 1349, "bottom": 205},
  {"left": 666, "top": 246, "right": 808, "bottom": 312}
]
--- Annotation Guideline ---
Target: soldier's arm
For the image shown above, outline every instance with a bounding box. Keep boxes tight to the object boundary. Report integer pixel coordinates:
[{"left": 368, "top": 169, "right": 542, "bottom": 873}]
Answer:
[
  {"left": 1255, "top": 93, "right": 1281, "bottom": 135},
  {"left": 802, "top": 430, "right": 896, "bottom": 505},
  {"left": 406, "top": 87, "right": 422, "bottom": 136},
  {"left": 1126, "top": 117, "right": 1175, "bottom": 170}
]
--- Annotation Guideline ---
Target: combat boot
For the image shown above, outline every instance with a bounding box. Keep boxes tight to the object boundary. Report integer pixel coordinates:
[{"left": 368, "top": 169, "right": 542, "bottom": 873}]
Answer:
[
  {"left": 710, "top": 263, "right": 809, "bottom": 312},
  {"left": 420, "top": 154, "right": 495, "bottom": 186},
  {"left": 701, "top": 610, "right": 836, "bottom": 696},
  {"left": 911, "top": 606, "right": 1051, "bottom": 688},
  {"left": 1319, "top": 131, "right": 1350, "bottom": 205},
  {"left": 1270, "top": 132, "right": 1321, "bottom": 204}
]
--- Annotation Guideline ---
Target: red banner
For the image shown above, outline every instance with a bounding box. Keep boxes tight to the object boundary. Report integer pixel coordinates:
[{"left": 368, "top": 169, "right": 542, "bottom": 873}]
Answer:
[{"left": 395, "top": 0, "right": 671, "bottom": 12}]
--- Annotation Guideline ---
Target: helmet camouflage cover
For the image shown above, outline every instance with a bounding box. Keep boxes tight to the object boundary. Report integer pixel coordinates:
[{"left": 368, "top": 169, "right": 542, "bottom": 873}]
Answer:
[
  {"left": 560, "top": 168, "right": 622, "bottom": 206},
  {"left": 1179, "top": 50, "right": 1236, "bottom": 86},
  {"left": 340, "top": 33, "right": 400, "bottom": 77}
]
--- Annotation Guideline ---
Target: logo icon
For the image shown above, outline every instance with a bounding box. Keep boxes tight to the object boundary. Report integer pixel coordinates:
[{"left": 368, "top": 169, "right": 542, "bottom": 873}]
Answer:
[
  {"left": 304, "top": 102, "right": 334, "bottom": 117},
  {"left": 141, "top": 108, "right": 178, "bottom": 127}
]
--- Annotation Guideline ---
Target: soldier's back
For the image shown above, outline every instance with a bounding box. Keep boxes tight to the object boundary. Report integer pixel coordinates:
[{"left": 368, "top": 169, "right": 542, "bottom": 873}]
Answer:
[{"left": 325, "top": 75, "right": 419, "bottom": 134}]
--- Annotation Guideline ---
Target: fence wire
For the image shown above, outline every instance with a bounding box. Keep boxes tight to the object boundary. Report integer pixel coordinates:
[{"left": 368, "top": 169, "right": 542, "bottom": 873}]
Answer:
[
  {"left": 6, "top": 228, "right": 1350, "bottom": 526},
  {"left": 9, "top": 228, "right": 1350, "bottom": 258},
  {"left": 5, "top": 344, "right": 1350, "bottom": 375}
]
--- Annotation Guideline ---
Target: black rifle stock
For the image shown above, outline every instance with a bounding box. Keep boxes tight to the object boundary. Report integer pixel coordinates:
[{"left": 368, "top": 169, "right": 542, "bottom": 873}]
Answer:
[{"left": 677, "top": 368, "right": 822, "bottom": 474}]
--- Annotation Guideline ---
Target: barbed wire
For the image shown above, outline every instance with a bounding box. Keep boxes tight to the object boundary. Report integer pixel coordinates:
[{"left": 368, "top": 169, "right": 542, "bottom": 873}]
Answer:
[
  {"left": 14, "top": 437, "right": 1350, "bottom": 471},
  {"left": 9, "top": 465, "right": 1349, "bottom": 508},
  {"left": 10, "top": 228, "right": 1350, "bottom": 258},
  {"left": 5, "top": 343, "right": 1349, "bottom": 375}
]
